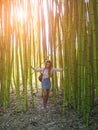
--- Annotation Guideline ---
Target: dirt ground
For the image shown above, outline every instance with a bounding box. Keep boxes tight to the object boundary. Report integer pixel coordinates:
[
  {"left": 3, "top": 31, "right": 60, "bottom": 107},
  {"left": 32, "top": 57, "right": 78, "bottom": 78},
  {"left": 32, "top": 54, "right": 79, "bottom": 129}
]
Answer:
[{"left": 0, "top": 90, "right": 98, "bottom": 130}]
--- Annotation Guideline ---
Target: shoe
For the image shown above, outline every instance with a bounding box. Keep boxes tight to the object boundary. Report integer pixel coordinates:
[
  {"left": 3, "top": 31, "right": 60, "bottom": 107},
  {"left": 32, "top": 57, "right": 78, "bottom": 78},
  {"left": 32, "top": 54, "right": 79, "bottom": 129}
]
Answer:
[
  {"left": 41, "top": 106, "right": 46, "bottom": 110},
  {"left": 45, "top": 105, "right": 48, "bottom": 109},
  {"left": 41, "top": 105, "right": 48, "bottom": 110}
]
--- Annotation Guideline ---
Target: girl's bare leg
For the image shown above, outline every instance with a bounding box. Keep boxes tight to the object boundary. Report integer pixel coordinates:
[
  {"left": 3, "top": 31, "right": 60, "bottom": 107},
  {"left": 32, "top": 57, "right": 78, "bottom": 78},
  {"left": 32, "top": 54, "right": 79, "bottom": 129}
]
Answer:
[
  {"left": 43, "top": 90, "right": 47, "bottom": 107},
  {"left": 43, "top": 89, "right": 50, "bottom": 108},
  {"left": 46, "top": 89, "right": 50, "bottom": 105}
]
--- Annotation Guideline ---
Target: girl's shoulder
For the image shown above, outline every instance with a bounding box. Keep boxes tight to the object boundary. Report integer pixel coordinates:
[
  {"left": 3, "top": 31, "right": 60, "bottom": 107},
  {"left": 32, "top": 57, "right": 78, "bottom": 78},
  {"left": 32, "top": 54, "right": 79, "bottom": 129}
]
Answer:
[{"left": 51, "top": 68, "right": 54, "bottom": 71}]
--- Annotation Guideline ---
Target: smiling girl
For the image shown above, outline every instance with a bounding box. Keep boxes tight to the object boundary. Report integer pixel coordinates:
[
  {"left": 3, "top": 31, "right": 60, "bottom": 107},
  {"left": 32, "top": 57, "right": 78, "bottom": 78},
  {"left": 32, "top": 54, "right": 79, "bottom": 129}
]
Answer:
[{"left": 31, "top": 60, "right": 63, "bottom": 109}]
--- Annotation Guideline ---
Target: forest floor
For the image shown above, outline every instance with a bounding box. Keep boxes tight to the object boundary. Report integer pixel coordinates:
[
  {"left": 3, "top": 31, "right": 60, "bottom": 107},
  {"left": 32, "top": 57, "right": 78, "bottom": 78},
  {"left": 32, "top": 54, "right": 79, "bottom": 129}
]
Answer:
[{"left": 0, "top": 89, "right": 98, "bottom": 130}]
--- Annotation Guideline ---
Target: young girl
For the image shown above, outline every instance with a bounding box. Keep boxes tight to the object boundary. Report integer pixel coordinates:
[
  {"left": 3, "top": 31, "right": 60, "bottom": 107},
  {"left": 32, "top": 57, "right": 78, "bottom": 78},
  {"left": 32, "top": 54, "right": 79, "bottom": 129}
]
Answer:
[{"left": 31, "top": 60, "right": 63, "bottom": 109}]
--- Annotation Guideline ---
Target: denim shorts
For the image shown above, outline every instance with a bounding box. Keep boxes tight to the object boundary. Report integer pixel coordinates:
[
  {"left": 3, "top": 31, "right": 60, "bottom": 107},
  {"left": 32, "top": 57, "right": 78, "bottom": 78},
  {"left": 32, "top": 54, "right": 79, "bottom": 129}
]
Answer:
[{"left": 42, "top": 79, "right": 51, "bottom": 90}]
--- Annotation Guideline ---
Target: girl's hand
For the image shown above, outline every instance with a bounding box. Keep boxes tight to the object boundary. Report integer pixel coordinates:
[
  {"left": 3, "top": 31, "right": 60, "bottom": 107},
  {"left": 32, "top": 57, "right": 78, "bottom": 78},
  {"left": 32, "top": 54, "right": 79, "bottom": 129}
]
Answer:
[{"left": 31, "top": 66, "right": 35, "bottom": 70}]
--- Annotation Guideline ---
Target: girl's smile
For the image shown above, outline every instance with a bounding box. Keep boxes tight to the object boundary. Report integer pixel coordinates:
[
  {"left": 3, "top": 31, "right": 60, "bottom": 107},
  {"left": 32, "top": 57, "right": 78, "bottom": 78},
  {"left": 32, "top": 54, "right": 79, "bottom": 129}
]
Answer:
[{"left": 46, "top": 63, "right": 51, "bottom": 69}]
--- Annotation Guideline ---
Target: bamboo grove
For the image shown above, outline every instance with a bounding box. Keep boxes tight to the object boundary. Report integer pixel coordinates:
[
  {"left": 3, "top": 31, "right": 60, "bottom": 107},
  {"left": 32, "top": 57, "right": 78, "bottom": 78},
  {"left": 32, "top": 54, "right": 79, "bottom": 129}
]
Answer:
[{"left": 0, "top": 0, "right": 98, "bottom": 125}]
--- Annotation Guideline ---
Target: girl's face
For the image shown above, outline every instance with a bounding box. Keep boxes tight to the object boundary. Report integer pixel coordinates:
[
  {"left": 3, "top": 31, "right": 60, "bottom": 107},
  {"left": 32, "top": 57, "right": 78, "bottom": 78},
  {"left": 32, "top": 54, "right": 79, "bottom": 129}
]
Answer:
[{"left": 46, "top": 62, "right": 51, "bottom": 69}]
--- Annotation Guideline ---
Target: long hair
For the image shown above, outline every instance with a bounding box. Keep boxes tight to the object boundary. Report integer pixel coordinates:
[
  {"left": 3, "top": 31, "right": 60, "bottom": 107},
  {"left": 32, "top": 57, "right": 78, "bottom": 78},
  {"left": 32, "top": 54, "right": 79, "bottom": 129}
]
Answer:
[{"left": 45, "top": 60, "right": 52, "bottom": 77}]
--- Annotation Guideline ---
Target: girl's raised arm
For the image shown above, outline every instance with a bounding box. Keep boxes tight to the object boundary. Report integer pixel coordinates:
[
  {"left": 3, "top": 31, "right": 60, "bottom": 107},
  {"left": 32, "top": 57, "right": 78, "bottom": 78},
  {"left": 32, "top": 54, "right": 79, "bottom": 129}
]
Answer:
[
  {"left": 31, "top": 66, "right": 44, "bottom": 72},
  {"left": 52, "top": 68, "right": 63, "bottom": 72}
]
